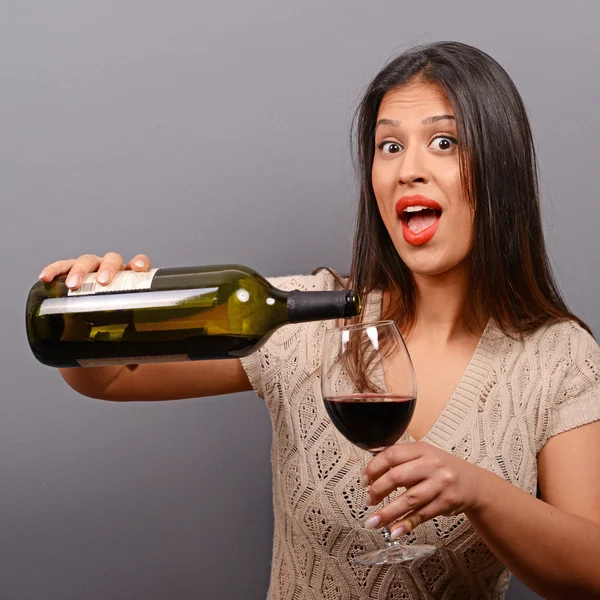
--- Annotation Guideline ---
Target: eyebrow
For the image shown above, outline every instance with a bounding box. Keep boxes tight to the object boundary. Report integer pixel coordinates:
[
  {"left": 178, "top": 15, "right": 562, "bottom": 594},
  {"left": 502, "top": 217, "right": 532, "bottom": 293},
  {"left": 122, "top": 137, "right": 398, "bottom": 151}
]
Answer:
[{"left": 375, "top": 114, "right": 456, "bottom": 129}]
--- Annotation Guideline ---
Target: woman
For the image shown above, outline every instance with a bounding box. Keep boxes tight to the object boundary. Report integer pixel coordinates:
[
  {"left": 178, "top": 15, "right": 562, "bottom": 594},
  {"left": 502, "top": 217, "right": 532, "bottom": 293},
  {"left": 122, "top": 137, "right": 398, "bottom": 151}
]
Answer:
[{"left": 39, "top": 42, "right": 600, "bottom": 598}]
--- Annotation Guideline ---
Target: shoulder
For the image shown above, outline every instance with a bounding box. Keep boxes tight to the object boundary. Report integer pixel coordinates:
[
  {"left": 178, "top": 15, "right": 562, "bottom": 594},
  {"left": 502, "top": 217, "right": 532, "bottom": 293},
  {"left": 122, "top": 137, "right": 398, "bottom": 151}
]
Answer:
[
  {"left": 532, "top": 321, "right": 600, "bottom": 441},
  {"left": 522, "top": 320, "right": 599, "bottom": 373},
  {"left": 485, "top": 319, "right": 600, "bottom": 449},
  {"left": 484, "top": 318, "right": 599, "bottom": 395},
  {"left": 265, "top": 268, "right": 344, "bottom": 293}
]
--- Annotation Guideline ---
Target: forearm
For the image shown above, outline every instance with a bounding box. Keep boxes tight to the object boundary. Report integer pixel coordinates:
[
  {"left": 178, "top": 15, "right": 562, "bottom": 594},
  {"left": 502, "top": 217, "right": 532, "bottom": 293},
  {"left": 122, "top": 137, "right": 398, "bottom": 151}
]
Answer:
[
  {"left": 59, "top": 365, "right": 127, "bottom": 399},
  {"left": 466, "top": 467, "right": 600, "bottom": 599}
]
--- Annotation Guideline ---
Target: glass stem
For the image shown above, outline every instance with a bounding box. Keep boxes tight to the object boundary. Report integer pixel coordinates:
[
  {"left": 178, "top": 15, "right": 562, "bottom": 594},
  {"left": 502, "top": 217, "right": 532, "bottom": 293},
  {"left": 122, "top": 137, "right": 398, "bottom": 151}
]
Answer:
[
  {"left": 370, "top": 451, "right": 396, "bottom": 547},
  {"left": 382, "top": 495, "right": 394, "bottom": 546}
]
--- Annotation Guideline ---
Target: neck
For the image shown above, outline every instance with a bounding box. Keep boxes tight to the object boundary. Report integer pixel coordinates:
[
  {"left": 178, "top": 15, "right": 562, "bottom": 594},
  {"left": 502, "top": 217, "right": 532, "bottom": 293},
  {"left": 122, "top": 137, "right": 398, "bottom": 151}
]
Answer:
[{"left": 389, "top": 260, "right": 487, "bottom": 344}]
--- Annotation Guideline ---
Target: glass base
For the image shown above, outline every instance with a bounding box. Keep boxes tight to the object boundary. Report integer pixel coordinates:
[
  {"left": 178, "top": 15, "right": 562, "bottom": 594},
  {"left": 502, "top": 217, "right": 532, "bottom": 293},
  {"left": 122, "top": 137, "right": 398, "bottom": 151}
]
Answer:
[{"left": 354, "top": 542, "right": 436, "bottom": 566}]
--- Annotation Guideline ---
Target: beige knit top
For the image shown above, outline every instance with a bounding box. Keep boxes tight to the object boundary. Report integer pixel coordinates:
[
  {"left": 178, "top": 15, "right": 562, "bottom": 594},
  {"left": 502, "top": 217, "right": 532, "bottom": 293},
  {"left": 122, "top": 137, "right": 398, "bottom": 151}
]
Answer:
[{"left": 240, "top": 270, "right": 600, "bottom": 600}]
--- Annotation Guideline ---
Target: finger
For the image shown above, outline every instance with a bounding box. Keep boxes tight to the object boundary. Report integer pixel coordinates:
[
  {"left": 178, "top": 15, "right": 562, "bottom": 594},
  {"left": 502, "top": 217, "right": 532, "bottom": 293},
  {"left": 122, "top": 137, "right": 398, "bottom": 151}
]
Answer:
[
  {"left": 64, "top": 254, "right": 103, "bottom": 290},
  {"left": 39, "top": 259, "right": 77, "bottom": 282},
  {"left": 367, "top": 458, "right": 437, "bottom": 506},
  {"left": 389, "top": 496, "right": 450, "bottom": 539},
  {"left": 95, "top": 252, "right": 126, "bottom": 286},
  {"left": 362, "top": 441, "right": 429, "bottom": 487},
  {"left": 126, "top": 254, "right": 152, "bottom": 272},
  {"left": 364, "top": 480, "right": 438, "bottom": 531}
]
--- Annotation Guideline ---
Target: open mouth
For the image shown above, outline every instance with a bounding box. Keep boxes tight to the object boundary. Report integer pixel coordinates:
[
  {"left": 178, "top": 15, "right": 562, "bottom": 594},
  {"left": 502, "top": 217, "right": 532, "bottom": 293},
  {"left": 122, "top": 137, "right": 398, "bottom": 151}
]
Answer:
[{"left": 400, "top": 207, "right": 442, "bottom": 234}]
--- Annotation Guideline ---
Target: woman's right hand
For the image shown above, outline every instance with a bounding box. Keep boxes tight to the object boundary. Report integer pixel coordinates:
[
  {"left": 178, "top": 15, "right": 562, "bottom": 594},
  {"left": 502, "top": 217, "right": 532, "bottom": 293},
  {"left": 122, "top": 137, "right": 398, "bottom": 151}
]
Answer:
[{"left": 38, "top": 252, "right": 152, "bottom": 290}]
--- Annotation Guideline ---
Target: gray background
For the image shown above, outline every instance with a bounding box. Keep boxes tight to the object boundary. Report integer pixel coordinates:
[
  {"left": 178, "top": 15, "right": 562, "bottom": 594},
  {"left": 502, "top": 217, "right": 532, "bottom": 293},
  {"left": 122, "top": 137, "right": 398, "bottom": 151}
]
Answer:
[{"left": 2, "top": 1, "right": 598, "bottom": 598}]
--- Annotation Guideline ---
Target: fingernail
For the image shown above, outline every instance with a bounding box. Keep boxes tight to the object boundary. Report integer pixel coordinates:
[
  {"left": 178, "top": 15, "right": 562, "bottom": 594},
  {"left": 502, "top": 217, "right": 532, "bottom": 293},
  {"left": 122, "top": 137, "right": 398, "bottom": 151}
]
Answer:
[
  {"left": 360, "top": 475, "right": 370, "bottom": 488},
  {"left": 97, "top": 270, "right": 110, "bottom": 284},
  {"left": 38, "top": 270, "right": 47, "bottom": 280},
  {"left": 364, "top": 515, "right": 381, "bottom": 530},
  {"left": 135, "top": 259, "right": 145, "bottom": 268},
  {"left": 390, "top": 526, "right": 405, "bottom": 541},
  {"left": 66, "top": 274, "right": 79, "bottom": 288},
  {"left": 366, "top": 493, "right": 374, "bottom": 506}
]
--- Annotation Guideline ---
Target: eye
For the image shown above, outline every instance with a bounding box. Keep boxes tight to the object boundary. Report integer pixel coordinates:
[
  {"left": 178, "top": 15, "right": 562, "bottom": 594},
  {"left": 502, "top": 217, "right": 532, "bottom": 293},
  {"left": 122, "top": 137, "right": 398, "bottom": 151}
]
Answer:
[
  {"left": 429, "top": 136, "right": 458, "bottom": 151},
  {"left": 378, "top": 141, "right": 402, "bottom": 154}
]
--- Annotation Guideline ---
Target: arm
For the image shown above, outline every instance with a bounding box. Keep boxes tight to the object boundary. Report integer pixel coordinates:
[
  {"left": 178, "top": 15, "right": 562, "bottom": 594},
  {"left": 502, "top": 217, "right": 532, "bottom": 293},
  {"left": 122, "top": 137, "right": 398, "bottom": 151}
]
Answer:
[
  {"left": 466, "top": 421, "right": 600, "bottom": 599},
  {"left": 60, "top": 358, "right": 252, "bottom": 401}
]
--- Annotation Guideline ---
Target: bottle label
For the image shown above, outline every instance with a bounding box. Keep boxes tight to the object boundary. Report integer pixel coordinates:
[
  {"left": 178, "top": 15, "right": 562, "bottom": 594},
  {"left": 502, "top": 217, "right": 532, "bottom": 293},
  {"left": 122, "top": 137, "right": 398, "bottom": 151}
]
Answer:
[
  {"left": 39, "top": 286, "right": 219, "bottom": 316},
  {"left": 77, "top": 354, "right": 190, "bottom": 367},
  {"left": 68, "top": 268, "right": 159, "bottom": 296}
]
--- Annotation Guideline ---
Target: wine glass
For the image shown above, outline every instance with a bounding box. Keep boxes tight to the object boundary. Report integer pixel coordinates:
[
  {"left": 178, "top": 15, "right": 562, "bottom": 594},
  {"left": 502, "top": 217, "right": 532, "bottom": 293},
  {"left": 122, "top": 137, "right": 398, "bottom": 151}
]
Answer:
[{"left": 321, "top": 320, "right": 436, "bottom": 565}]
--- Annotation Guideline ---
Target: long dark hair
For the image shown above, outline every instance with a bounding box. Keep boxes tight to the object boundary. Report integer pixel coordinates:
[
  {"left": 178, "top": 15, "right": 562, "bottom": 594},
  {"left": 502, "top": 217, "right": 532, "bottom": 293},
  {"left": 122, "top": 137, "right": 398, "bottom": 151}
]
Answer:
[{"left": 333, "top": 40, "right": 590, "bottom": 338}]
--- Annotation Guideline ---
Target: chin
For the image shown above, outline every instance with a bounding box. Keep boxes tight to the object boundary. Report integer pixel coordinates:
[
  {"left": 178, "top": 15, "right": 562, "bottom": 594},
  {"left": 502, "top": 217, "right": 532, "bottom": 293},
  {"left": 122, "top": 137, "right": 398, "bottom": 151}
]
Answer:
[
  {"left": 393, "top": 244, "right": 461, "bottom": 277},
  {"left": 405, "top": 263, "right": 451, "bottom": 277},
  {"left": 400, "top": 253, "right": 471, "bottom": 279}
]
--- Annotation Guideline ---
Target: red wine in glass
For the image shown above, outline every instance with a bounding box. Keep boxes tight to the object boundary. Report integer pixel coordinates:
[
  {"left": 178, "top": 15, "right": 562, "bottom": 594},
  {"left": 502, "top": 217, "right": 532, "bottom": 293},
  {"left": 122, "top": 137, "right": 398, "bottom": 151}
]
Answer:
[{"left": 323, "top": 394, "right": 416, "bottom": 452}]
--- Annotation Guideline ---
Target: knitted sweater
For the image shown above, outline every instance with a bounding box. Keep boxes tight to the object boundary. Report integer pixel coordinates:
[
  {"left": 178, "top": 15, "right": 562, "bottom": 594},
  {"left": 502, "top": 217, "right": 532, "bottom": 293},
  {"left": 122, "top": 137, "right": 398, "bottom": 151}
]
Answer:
[{"left": 240, "top": 270, "right": 600, "bottom": 599}]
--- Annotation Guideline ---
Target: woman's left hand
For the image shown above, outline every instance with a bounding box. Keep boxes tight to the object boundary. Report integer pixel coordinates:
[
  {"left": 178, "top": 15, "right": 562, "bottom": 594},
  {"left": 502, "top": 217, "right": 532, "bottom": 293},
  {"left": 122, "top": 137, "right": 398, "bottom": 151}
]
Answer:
[{"left": 361, "top": 441, "right": 486, "bottom": 539}]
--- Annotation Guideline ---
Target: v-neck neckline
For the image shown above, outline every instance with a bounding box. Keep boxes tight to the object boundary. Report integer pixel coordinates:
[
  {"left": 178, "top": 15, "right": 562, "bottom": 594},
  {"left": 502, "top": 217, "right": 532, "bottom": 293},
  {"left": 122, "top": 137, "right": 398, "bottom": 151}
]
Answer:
[{"left": 363, "top": 288, "right": 498, "bottom": 448}]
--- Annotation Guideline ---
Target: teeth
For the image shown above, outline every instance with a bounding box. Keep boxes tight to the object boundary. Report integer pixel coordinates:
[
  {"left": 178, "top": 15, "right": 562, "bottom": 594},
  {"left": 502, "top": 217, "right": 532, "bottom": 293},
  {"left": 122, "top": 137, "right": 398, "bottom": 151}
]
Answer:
[{"left": 404, "top": 205, "right": 430, "bottom": 213}]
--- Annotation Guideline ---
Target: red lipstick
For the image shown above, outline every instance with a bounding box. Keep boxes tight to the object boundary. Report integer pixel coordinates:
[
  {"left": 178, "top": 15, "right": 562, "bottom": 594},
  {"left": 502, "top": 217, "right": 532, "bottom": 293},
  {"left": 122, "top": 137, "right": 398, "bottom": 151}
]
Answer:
[{"left": 395, "top": 195, "right": 443, "bottom": 246}]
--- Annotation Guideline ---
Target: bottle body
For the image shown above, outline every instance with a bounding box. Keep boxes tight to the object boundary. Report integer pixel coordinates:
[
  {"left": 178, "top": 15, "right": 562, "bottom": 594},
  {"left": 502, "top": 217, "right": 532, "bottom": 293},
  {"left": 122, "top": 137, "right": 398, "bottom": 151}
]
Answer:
[{"left": 26, "top": 264, "right": 361, "bottom": 368}]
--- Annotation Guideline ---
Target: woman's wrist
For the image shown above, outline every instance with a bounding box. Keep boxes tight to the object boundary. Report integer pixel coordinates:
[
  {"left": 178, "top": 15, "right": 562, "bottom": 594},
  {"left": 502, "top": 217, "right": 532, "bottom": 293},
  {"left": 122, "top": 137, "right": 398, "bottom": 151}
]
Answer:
[{"left": 464, "top": 465, "right": 508, "bottom": 520}]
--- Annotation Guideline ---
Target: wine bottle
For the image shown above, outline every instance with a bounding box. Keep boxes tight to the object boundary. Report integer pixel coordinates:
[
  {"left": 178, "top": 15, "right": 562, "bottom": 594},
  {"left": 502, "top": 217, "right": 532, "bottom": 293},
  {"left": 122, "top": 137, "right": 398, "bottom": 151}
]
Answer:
[{"left": 26, "top": 264, "right": 361, "bottom": 368}]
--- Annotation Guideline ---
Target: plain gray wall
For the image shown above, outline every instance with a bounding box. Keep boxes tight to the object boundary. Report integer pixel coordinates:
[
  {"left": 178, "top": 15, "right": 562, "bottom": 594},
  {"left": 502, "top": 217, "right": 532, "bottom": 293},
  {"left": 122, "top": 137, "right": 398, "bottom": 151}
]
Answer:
[{"left": 3, "top": 1, "right": 598, "bottom": 598}]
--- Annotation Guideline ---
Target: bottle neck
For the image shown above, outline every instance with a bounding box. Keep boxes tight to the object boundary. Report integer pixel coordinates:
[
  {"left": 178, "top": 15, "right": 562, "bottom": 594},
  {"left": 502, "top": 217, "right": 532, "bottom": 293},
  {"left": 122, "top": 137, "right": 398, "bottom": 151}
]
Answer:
[{"left": 286, "top": 290, "right": 361, "bottom": 323}]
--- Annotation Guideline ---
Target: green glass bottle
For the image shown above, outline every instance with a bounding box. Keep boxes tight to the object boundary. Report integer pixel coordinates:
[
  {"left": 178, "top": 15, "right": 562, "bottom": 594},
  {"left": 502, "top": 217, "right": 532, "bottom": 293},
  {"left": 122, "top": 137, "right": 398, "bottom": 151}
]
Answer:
[{"left": 26, "top": 264, "right": 361, "bottom": 368}]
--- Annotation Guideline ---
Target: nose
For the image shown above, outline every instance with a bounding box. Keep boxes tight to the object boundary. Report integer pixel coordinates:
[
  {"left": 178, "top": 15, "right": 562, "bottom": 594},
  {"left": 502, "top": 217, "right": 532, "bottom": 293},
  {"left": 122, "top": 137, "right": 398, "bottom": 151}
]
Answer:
[{"left": 396, "top": 146, "right": 428, "bottom": 185}]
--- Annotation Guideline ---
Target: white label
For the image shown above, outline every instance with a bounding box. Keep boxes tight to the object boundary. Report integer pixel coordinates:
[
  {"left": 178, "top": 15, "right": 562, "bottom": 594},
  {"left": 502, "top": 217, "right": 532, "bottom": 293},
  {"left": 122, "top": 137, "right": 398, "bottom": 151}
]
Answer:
[
  {"left": 77, "top": 354, "right": 191, "bottom": 367},
  {"left": 68, "top": 268, "right": 159, "bottom": 296},
  {"left": 39, "top": 287, "right": 218, "bottom": 316}
]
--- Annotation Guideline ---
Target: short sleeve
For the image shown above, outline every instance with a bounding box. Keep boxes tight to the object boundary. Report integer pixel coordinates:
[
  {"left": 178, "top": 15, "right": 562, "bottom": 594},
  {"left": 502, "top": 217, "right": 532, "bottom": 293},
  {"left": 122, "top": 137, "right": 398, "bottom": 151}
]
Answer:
[
  {"left": 547, "top": 324, "right": 600, "bottom": 440},
  {"left": 240, "top": 269, "right": 338, "bottom": 400}
]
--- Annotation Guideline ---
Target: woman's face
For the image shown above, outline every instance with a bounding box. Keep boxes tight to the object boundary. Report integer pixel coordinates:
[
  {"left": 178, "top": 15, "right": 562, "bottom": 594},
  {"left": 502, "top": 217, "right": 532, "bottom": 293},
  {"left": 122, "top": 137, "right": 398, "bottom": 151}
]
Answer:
[{"left": 371, "top": 81, "right": 474, "bottom": 278}]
